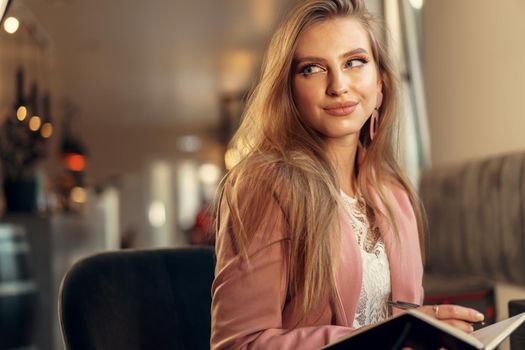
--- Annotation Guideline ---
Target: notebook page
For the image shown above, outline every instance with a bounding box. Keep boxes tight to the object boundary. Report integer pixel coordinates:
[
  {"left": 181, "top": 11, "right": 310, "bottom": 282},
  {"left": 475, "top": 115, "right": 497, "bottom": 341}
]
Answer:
[{"left": 472, "top": 312, "right": 525, "bottom": 349}]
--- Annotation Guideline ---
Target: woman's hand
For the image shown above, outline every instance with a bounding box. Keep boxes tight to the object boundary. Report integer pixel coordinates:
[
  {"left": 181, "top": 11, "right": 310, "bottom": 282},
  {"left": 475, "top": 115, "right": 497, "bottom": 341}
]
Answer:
[{"left": 417, "top": 304, "right": 485, "bottom": 333}]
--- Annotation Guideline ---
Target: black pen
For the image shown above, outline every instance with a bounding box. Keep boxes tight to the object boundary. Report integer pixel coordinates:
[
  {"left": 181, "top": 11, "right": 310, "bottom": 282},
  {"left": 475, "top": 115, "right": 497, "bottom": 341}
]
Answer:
[
  {"left": 387, "top": 300, "right": 485, "bottom": 326},
  {"left": 388, "top": 300, "right": 420, "bottom": 310}
]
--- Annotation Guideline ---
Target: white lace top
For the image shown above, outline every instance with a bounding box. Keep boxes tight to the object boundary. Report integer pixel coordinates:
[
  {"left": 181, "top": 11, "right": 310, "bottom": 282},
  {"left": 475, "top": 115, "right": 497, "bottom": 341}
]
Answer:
[{"left": 340, "top": 191, "right": 391, "bottom": 329}]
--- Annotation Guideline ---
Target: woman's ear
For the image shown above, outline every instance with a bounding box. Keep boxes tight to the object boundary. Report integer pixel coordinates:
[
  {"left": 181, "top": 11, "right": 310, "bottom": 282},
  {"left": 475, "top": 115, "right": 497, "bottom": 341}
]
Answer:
[
  {"left": 377, "top": 73, "right": 384, "bottom": 93},
  {"left": 376, "top": 78, "right": 383, "bottom": 109}
]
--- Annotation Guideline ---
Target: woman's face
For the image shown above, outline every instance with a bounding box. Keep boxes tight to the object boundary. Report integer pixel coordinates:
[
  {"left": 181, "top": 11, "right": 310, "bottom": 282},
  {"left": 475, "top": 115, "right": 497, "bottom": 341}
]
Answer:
[{"left": 292, "top": 17, "right": 382, "bottom": 141}]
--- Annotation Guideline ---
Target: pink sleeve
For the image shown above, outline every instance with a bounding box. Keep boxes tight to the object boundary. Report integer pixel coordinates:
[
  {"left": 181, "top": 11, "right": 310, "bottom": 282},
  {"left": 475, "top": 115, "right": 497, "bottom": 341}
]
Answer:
[{"left": 211, "top": 196, "right": 352, "bottom": 350}]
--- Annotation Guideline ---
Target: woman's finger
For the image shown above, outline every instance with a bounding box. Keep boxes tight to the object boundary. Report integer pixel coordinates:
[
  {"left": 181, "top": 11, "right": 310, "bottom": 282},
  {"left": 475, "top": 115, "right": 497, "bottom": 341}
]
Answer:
[
  {"left": 434, "top": 304, "right": 484, "bottom": 323},
  {"left": 417, "top": 304, "right": 484, "bottom": 323},
  {"left": 440, "top": 319, "right": 475, "bottom": 333},
  {"left": 417, "top": 305, "right": 438, "bottom": 318}
]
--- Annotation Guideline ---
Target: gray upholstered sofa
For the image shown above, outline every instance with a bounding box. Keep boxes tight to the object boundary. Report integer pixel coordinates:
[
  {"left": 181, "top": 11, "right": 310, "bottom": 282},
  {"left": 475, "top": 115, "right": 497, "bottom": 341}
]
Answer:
[
  {"left": 419, "top": 151, "right": 525, "bottom": 345},
  {"left": 420, "top": 151, "right": 525, "bottom": 285}
]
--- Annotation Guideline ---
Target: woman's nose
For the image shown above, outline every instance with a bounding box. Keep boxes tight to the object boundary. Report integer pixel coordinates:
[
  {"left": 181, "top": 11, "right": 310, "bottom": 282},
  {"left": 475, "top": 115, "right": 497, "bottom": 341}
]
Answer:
[{"left": 327, "top": 71, "right": 349, "bottom": 96}]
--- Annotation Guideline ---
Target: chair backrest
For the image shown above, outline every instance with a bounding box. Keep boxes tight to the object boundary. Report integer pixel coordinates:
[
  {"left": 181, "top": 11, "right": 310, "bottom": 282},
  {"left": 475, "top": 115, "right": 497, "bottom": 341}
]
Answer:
[{"left": 59, "top": 247, "right": 215, "bottom": 350}]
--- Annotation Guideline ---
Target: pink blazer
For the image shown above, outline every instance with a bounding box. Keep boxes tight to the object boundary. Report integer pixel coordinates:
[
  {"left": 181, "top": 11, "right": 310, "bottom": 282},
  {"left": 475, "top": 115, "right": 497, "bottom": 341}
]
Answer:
[{"left": 211, "top": 185, "right": 424, "bottom": 350}]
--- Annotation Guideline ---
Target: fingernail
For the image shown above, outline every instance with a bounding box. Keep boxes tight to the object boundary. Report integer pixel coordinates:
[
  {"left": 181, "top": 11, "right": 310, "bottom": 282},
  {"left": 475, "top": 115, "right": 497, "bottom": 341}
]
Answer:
[{"left": 476, "top": 312, "right": 485, "bottom": 321}]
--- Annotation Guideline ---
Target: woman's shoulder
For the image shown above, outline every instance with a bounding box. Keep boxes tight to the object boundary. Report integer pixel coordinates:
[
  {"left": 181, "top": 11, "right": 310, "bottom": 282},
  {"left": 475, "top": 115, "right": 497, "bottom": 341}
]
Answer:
[
  {"left": 381, "top": 177, "right": 418, "bottom": 220},
  {"left": 217, "top": 152, "right": 292, "bottom": 252},
  {"left": 221, "top": 151, "right": 292, "bottom": 209},
  {"left": 225, "top": 152, "right": 293, "bottom": 190},
  {"left": 364, "top": 176, "right": 415, "bottom": 219}
]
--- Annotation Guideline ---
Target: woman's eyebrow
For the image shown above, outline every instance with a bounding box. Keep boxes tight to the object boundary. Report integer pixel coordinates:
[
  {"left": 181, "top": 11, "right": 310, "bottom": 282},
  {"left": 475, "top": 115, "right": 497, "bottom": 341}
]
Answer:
[
  {"left": 339, "top": 47, "right": 369, "bottom": 58},
  {"left": 294, "top": 48, "right": 369, "bottom": 64}
]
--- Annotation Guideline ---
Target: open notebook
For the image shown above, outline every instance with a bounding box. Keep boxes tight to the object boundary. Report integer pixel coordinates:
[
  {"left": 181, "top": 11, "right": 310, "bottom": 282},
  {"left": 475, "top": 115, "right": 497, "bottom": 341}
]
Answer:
[{"left": 322, "top": 310, "right": 525, "bottom": 350}]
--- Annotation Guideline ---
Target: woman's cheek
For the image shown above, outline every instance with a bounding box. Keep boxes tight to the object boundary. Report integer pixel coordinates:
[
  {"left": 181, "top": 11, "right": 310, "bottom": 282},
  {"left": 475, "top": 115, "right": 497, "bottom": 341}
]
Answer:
[{"left": 293, "top": 83, "right": 315, "bottom": 111}]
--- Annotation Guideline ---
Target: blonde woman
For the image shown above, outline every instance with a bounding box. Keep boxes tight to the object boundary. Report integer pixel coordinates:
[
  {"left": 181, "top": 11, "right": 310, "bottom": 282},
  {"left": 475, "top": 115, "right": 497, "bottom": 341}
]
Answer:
[{"left": 211, "top": 0, "right": 484, "bottom": 349}]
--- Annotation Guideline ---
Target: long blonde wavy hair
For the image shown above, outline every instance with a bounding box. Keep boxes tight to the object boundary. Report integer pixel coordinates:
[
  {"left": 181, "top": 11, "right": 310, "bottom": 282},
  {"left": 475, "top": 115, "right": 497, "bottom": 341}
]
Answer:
[{"left": 217, "top": 0, "right": 426, "bottom": 324}]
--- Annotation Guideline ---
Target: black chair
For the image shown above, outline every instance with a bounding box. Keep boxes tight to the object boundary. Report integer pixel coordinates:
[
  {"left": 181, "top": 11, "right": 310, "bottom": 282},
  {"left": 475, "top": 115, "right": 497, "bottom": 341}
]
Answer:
[{"left": 59, "top": 247, "right": 215, "bottom": 350}]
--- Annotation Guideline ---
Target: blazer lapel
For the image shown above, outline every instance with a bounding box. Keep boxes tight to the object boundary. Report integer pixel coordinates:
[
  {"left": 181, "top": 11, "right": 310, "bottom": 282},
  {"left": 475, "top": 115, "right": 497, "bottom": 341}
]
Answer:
[
  {"left": 373, "top": 187, "right": 424, "bottom": 316},
  {"left": 334, "top": 208, "right": 362, "bottom": 327}
]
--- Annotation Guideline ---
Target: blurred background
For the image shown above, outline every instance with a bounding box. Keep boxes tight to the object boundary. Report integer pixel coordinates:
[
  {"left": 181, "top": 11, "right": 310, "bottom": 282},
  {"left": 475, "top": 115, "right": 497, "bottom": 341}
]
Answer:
[{"left": 0, "top": 0, "right": 524, "bottom": 349}]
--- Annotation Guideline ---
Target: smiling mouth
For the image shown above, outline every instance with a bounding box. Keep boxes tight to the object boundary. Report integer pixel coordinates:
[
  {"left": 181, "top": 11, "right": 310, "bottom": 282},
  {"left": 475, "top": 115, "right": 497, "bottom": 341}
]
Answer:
[{"left": 323, "top": 102, "right": 358, "bottom": 116}]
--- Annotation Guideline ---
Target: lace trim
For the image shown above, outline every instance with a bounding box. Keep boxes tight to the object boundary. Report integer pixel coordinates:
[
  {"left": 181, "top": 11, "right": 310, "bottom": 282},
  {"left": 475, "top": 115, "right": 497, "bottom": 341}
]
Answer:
[{"left": 341, "top": 191, "right": 391, "bottom": 328}]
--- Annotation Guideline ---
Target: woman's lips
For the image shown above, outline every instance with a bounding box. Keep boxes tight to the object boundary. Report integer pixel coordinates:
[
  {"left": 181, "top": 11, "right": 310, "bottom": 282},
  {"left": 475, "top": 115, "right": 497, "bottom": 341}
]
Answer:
[{"left": 323, "top": 101, "right": 358, "bottom": 116}]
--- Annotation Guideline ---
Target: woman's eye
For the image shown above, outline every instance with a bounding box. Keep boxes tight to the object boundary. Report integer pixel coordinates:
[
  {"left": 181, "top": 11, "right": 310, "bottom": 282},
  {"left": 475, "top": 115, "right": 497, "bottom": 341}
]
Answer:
[
  {"left": 300, "top": 64, "right": 324, "bottom": 75},
  {"left": 344, "top": 58, "right": 368, "bottom": 69}
]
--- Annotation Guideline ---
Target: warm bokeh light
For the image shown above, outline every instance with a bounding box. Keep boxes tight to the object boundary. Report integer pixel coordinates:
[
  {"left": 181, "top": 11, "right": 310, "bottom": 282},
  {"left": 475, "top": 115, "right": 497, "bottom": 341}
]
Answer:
[
  {"left": 41, "top": 122, "right": 53, "bottom": 138},
  {"left": 198, "top": 163, "right": 222, "bottom": 185},
  {"left": 409, "top": 0, "right": 424, "bottom": 10},
  {"left": 29, "top": 115, "right": 42, "bottom": 131},
  {"left": 176, "top": 135, "right": 202, "bottom": 153},
  {"left": 220, "top": 49, "right": 256, "bottom": 93},
  {"left": 65, "top": 153, "right": 86, "bottom": 171},
  {"left": 3, "top": 17, "right": 19, "bottom": 34},
  {"left": 16, "top": 106, "right": 27, "bottom": 121},
  {"left": 148, "top": 200, "right": 166, "bottom": 228},
  {"left": 70, "top": 186, "right": 87, "bottom": 204}
]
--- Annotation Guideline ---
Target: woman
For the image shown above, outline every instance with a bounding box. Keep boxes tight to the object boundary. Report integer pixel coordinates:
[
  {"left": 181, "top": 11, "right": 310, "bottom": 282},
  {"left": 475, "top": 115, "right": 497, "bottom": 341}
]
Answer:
[{"left": 211, "top": 1, "right": 484, "bottom": 349}]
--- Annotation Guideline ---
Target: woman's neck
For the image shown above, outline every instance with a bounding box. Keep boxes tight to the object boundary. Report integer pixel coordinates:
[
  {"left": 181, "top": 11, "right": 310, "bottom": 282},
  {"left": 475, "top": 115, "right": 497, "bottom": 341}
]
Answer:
[{"left": 324, "top": 136, "right": 359, "bottom": 197}]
